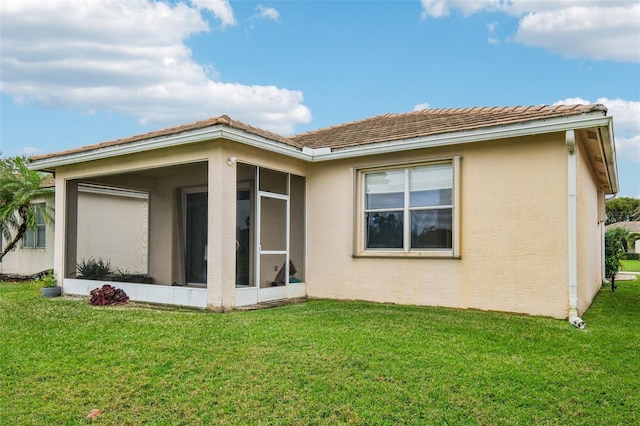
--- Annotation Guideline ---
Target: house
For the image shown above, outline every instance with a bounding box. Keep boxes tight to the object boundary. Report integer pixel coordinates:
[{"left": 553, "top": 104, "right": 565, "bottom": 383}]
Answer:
[
  {"left": 0, "top": 178, "right": 55, "bottom": 276},
  {"left": 1, "top": 183, "right": 149, "bottom": 277},
  {"left": 605, "top": 221, "right": 640, "bottom": 253},
  {"left": 28, "top": 104, "right": 618, "bottom": 325}
]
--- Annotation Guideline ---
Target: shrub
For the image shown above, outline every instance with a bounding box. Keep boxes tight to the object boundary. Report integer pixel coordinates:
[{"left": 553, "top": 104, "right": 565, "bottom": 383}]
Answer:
[
  {"left": 34, "top": 270, "right": 57, "bottom": 288},
  {"left": 621, "top": 252, "right": 640, "bottom": 261},
  {"left": 112, "top": 267, "right": 132, "bottom": 282},
  {"left": 77, "top": 258, "right": 114, "bottom": 280},
  {"left": 89, "top": 284, "right": 129, "bottom": 306},
  {"left": 605, "top": 229, "right": 623, "bottom": 277}
]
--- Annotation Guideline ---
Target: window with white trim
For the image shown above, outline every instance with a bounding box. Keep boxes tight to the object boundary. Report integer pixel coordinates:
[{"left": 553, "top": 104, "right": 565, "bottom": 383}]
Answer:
[
  {"left": 360, "top": 159, "right": 458, "bottom": 256},
  {"left": 23, "top": 204, "right": 46, "bottom": 249}
]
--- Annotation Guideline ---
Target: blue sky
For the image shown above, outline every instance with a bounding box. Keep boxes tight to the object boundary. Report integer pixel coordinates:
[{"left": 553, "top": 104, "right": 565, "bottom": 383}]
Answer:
[{"left": 1, "top": 0, "right": 639, "bottom": 196}]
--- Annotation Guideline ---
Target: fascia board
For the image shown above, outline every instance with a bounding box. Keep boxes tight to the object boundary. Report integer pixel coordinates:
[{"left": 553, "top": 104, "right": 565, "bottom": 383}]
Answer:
[
  {"left": 600, "top": 120, "right": 619, "bottom": 194},
  {"left": 29, "top": 112, "right": 612, "bottom": 172},
  {"left": 28, "top": 125, "right": 311, "bottom": 171},
  {"left": 222, "top": 127, "right": 311, "bottom": 161}
]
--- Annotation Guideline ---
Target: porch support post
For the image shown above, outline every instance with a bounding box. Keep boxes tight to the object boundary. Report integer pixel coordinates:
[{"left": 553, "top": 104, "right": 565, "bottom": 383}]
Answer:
[
  {"left": 206, "top": 149, "right": 237, "bottom": 310},
  {"left": 55, "top": 179, "right": 78, "bottom": 285}
]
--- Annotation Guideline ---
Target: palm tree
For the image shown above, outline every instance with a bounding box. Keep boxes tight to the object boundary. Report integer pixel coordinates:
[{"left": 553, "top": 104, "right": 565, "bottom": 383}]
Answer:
[
  {"left": 608, "top": 226, "right": 640, "bottom": 253},
  {"left": 0, "top": 156, "right": 54, "bottom": 261}
]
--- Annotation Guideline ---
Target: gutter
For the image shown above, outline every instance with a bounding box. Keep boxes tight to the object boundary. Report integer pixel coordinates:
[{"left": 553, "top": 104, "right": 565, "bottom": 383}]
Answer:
[
  {"left": 310, "top": 113, "right": 612, "bottom": 162},
  {"left": 28, "top": 125, "right": 313, "bottom": 171},
  {"left": 566, "top": 130, "right": 585, "bottom": 329},
  {"left": 29, "top": 112, "right": 612, "bottom": 172}
]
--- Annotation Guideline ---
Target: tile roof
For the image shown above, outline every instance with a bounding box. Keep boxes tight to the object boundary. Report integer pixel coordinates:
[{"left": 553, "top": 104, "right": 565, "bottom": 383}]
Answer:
[
  {"left": 30, "top": 115, "right": 302, "bottom": 162},
  {"left": 605, "top": 221, "right": 640, "bottom": 232},
  {"left": 290, "top": 104, "right": 608, "bottom": 149},
  {"left": 40, "top": 177, "right": 55, "bottom": 188},
  {"left": 30, "top": 104, "right": 607, "bottom": 162}
]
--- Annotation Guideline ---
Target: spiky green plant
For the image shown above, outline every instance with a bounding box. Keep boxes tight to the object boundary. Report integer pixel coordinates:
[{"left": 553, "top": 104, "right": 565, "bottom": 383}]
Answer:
[{"left": 76, "top": 258, "right": 114, "bottom": 280}]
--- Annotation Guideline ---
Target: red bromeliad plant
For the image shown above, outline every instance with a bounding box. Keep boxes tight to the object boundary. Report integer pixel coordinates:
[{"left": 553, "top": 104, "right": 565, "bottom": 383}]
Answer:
[{"left": 89, "top": 284, "right": 129, "bottom": 306}]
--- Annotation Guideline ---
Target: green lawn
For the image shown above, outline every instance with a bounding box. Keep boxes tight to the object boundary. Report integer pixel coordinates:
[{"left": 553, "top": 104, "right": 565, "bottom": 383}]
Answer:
[
  {"left": 1, "top": 281, "right": 639, "bottom": 425},
  {"left": 621, "top": 259, "right": 640, "bottom": 272}
]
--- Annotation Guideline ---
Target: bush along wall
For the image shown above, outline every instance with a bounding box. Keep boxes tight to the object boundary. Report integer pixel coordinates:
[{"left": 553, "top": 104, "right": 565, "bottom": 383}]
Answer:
[{"left": 605, "top": 229, "right": 623, "bottom": 291}]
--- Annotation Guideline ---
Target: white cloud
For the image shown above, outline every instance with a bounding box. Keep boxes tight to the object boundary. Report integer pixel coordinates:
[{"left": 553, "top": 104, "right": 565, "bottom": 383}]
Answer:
[
  {"left": 21, "top": 147, "right": 43, "bottom": 156},
  {"left": 191, "top": 0, "right": 237, "bottom": 28},
  {"left": 421, "top": 1, "right": 640, "bottom": 62},
  {"left": 615, "top": 135, "right": 640, "bottom": 164},
  {"left": 554, "top": 97, "right": 640, "bottom": 163},
  {"left": 413, "top": 102, "right": 431, "bottom": 111},
  {"left": 421, "top": 0, "right": 502, "bottom": 19},
  {"left": 244, "top": 4, "right": 280, "bottom": 37},
  {"left": 255, "top": 5, "right": 280, "bottom": 22},
  {"left": 487, "top": 21, "right": 500, "bottom": 45},
  {"left": 0, "top": 0, "right": 310, "bottom": 134},
  {"left": 513, "top": 5, "right": 640, "bottom": 62}
]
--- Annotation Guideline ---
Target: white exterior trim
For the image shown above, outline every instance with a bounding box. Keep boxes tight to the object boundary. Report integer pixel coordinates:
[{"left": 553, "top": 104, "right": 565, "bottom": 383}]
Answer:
[
  {"left": 313, "top": 115, "right": 612, "bottom": 161},
  {"left": 29, "top": 113, "right": 613, "bottom": 173},
  {"left": 78, "top": 183, "right": 148, "bottom": 199},
  {"left": 63, "top": 279, "right": 208, "bottom": 309}
]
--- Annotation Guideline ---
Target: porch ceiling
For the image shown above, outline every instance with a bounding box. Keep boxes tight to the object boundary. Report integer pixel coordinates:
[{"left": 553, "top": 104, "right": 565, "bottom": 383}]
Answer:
[{"left": 79, "top": 162, "right": 209, "bottom": 193}]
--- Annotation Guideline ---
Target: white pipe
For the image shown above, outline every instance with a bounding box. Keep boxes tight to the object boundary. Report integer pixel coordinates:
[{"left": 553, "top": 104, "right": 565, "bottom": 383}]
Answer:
[{"left": 566, "top": 130, "right": 585, "bottom": 329}]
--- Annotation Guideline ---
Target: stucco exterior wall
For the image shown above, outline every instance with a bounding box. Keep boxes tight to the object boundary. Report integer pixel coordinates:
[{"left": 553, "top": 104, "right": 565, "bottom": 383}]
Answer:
[
  {"left": 45, "top": 130, "right": 607, "bottom": 317},
  {"left": 2, "top": 189, "right": 147, "bottom": 277},
  {"left": 306, "top": 133, "right": 570, "bottom": 318},
  {"left": 76, "top": 189, "right": 149, "bottom": 274},
  {"left": 52, "top": 142, "right": 214, "bottom": 286},
  {"left": 51, "top": 138, "right": 308, "bottom": 308},
  {"left": 0, "top": 199, "right": 54, "bottom": 275},
  {"left": 576, "top": 136, "right": 604, "bottom": 314}
]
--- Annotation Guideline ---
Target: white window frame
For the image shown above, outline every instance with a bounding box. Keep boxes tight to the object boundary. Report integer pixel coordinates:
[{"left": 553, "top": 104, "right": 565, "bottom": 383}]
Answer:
[
  {"left": 23, "top": 203, "right": 47, "bottom": 249},
  {"left": 354, "top": 157, "right": 460, "bottom": 258}
]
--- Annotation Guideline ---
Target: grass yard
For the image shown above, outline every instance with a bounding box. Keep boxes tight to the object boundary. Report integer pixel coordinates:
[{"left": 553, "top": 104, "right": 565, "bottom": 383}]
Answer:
[
  {"left": 1, "top": 281, "right": 639, "bottom": 425},
  {"left": 621, "top": 258, "right": 640, "bottom": 272}
]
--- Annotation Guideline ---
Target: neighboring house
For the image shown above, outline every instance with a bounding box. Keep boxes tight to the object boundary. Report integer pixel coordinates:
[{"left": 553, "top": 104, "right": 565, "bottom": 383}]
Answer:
[
  {"left": 1, "top": 184, "right": 148, "bottom": 276},
  {"left": 605, "top": 221, "right": 640, "bottom": 253},
  {"left": 0, "top": 199, "right": 54, "bottom": 276},
  {"left": 28, "top": 104, "right": 618, "bottom": 326}
]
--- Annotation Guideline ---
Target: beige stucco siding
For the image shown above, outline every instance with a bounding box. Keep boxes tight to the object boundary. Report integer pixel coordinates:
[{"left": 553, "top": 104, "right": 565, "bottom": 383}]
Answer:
[
  {"left": 51, "top": 138, "right": 308, "bottom": 308},
  {"left": 576, "top": 137, "right": 604, "bottom": 314},
  {"left": 76, "top": 189, "right": 148, "bottom": 274},
  {"left": 461, "top": 135, "right": 569, "bottom": 317},
  {"left": 0, "top": 198, "right": 55, "bottom": 275},
  {"left": 45, "top": 128, "right": 607, "bottom": 317},
  {"left": 53, "top": 142, "right": 214, "bottom": 285},
  {"left": 306, "top": 133, "right": 570, "bottom": 318},
  {"left": 2, "top": 189, "right": 147, "bottom": 277}
]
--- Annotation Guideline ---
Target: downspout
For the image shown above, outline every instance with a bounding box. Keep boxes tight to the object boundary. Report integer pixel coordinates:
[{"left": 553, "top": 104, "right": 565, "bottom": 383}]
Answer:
[{"left": 566, "top": 130, "right": 585, "bottom": 329}]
